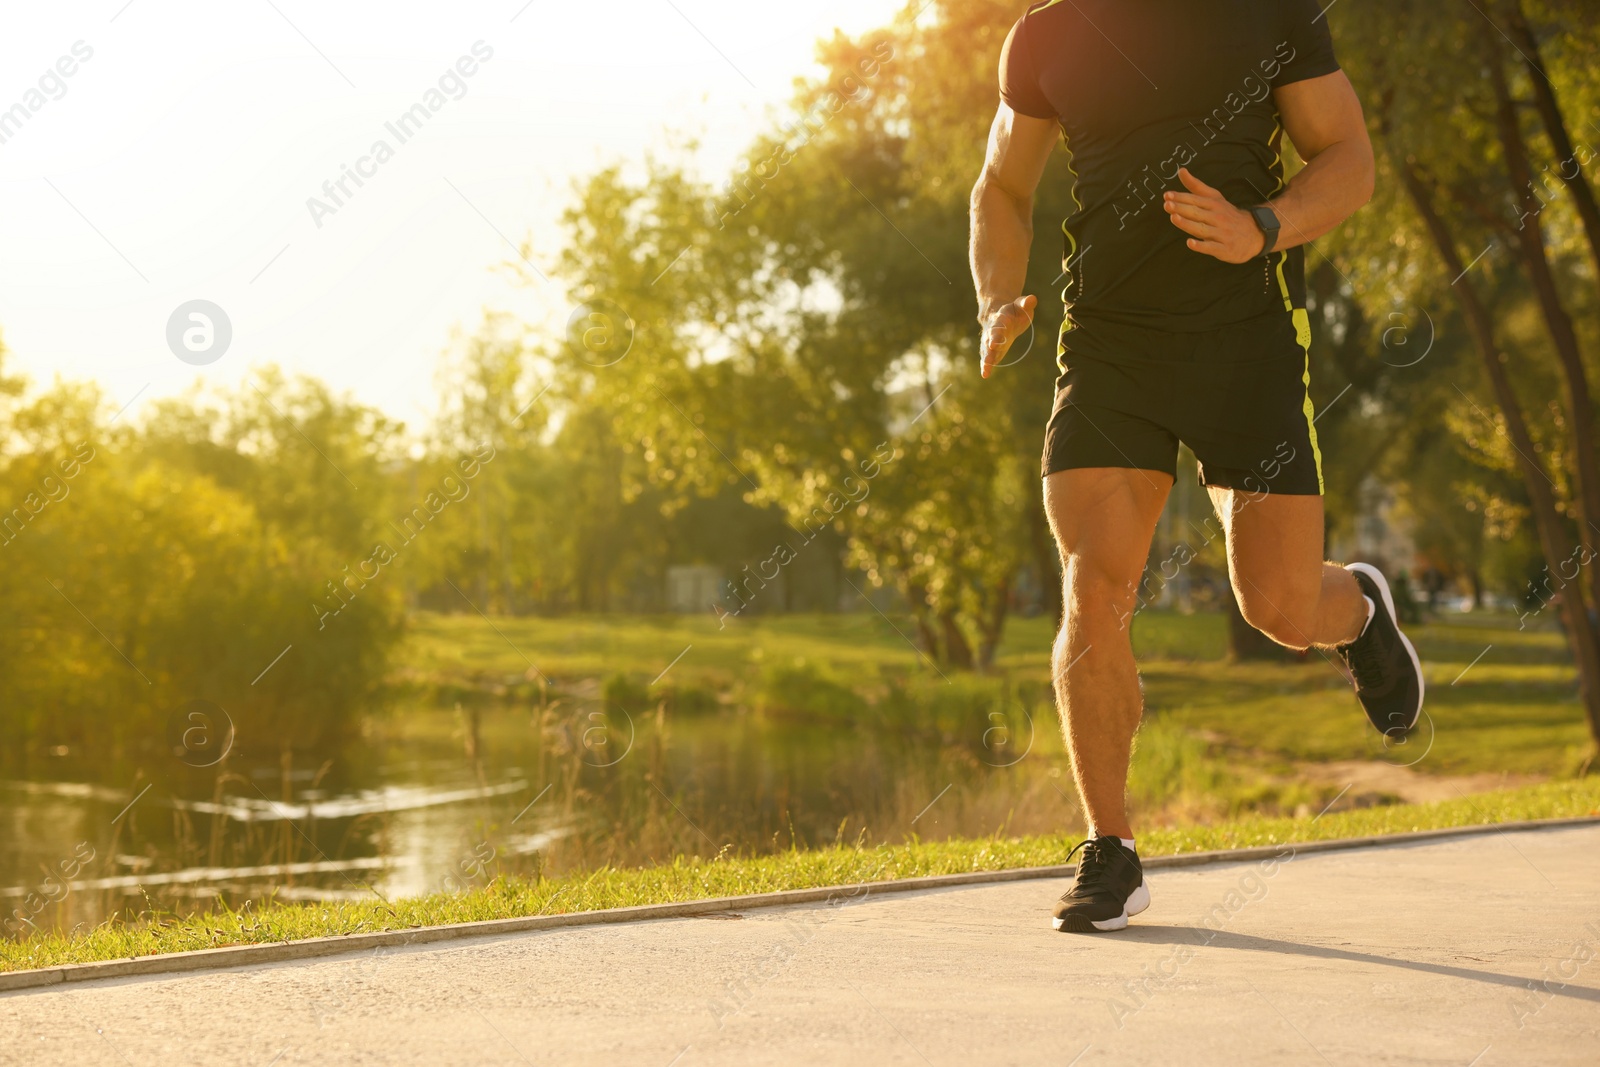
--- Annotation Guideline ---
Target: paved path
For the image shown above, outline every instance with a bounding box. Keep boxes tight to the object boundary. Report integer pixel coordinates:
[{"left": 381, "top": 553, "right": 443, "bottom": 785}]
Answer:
[{"left": 5, "top": 824, "right": 1599, "bottom": 1066}]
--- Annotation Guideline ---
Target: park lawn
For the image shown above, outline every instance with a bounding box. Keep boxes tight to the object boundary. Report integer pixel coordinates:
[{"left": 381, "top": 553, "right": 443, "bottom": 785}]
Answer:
[
  {"left": 399, "top": 608, "right": 1592, "bottom": 779},
  {"left": 1139, "top": 615, "right": 1590, "bottom": 777},
  {"left": 4, "top": 777, "right": 1597, "bottom": 974},
  {"left": 397, "top": 610, "right": 931, "bottom": 693}
]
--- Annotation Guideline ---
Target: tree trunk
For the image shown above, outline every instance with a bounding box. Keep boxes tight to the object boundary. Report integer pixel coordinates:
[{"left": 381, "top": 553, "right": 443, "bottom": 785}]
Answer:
[
  {"left": 1481, "top": 18, "right": 1600, "bottom": 631},
  {"left": 1503, "top": 0, "right": 1600, "bottom": 292},
  {"left": 1392, "top": 151, "right": 1600, "bottom": 747},
  {"left": 906, "top": 582, "right": 941, "bottom": 665},
  {"left": 976, "top": 573, "right": 1013, "bottom": 671},
  {"left": 940, "top": 611, "right": 975, "bottom": 671}
]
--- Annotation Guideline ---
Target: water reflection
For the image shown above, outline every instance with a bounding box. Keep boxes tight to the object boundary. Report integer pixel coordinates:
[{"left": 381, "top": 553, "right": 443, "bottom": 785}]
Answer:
[
  {"left": 2, "top": 695, "right": 1069, "bottom": 937},
  {"left": 177, "top": 780, "right": 529, "bottom": 822}
]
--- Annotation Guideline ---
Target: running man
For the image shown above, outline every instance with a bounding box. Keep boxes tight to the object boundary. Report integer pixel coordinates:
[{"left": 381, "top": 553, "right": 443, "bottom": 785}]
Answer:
[{"left": 969, "top": 0, "right": 1425, "bottom": 933}]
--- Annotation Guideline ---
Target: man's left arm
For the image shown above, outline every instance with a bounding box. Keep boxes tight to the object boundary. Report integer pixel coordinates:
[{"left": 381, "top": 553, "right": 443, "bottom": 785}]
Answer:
[{"left": 1163, "top": 71, "right": 1375, "bottom": 263}]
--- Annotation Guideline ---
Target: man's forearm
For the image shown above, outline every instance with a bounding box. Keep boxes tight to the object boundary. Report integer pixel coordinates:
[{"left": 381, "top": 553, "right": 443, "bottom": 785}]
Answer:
[
  {"left": 970, "top": 177, "right": 1034, "bottom": 321},
  {"left": 1262, "top": 138, "right": 1374, "bottom": 252}
]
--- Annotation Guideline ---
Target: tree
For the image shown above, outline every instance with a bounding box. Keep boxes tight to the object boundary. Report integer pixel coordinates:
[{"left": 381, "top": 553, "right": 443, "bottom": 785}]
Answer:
[
  {"left": 548, "top": 2, "right": 1069, "bottom": 667},
  {"left": 1336, "top": 0, "right": 1600, "bottom": 750},
  {"left": 0, "top": 373, "right": 404, "bottom": 768}
]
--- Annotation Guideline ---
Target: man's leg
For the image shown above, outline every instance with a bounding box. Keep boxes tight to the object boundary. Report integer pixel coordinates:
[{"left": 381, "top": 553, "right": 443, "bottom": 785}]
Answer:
[
  {"left": 1209, "top": 488, "right": 1366, "bottom": 650},
  {"left": 1045, "top": 466, "right": 1173, "bottom": 839},
  {"left": 1216, "top": 485, "right": 1426, "bottom": 734}
]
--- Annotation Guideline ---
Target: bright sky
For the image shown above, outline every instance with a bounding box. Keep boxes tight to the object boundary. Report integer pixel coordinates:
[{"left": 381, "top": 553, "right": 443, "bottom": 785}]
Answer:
[{"left": 0, "top": 0, "right": 907, "bottom": 432}]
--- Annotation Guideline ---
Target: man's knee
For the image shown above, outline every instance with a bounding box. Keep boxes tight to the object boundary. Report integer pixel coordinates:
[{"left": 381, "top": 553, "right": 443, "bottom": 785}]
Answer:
[
  {"left": 1232, "top": 571, "right": 1318, "bottom": 649},
  {"left": 1064, "top": 557, "right": 1143, "bottom": 630}
]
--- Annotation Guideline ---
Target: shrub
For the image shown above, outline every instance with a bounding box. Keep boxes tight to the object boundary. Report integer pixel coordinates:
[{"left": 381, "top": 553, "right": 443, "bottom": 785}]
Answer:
[{"left": 755, "top": 660, "right": 868, "bottom": 721}]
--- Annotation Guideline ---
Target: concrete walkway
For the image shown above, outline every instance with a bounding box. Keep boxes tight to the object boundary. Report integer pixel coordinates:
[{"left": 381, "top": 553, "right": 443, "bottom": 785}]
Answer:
[{"left": 5, "top": 824, "right": 1599, "bottom": 1066}]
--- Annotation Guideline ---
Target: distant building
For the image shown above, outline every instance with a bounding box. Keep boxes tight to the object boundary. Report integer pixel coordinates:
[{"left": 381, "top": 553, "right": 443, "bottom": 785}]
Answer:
[
  {"left": 666, "top": 565, "right": 725, "bottom": 614},
  {"left": 1330, "top": 474, "right": 1418, "bottom": 577}
]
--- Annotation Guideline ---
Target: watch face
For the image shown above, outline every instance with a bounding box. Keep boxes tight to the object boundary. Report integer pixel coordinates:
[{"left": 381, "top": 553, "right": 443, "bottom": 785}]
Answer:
[{"left": 1251, "top": 207, "right": 1279, "bottom": 255}]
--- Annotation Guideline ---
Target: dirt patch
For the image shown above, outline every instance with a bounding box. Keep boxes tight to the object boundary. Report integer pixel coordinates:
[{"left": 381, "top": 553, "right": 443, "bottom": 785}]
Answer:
[{"left": 1297, "top": 759, "right": 1543, "bottom": 810}]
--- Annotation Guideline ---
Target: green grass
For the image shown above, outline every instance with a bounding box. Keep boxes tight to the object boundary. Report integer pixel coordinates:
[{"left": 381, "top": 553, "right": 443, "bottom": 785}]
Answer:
[
  {"left": 1140, "top": 615, "right": 1591, "bottom": 777},
  {"left": 1025, "top": 611, "right": 1587, "bottom": 775},
  {"left": 398, "top": 611, "right": 934, "bottom": 694},
  {"left": 399, "top": 608, "right": 1592, "bottom": 778},
  {"left": 383, "top": 607, "right": 1596, "bottom": 843},
  {"left": 6, "top": 777, "right": 1597, "bottom": 974}
]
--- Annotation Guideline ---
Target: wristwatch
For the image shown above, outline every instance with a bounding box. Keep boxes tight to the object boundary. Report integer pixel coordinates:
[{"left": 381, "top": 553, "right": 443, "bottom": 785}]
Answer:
[{"left": 1249, "top": 205, "right": 1281, "bottom": 255}]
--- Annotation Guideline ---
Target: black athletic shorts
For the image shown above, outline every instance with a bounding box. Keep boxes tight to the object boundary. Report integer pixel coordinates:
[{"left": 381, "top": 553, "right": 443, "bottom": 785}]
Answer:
[{"left": 1042, "top": 310, "right": 1324, "bottom": 496}]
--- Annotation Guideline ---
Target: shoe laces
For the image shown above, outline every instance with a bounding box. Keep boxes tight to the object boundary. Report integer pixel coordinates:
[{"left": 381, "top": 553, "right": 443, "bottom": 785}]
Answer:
[
  {"left": 1066, "top": 837, "right": 1123, "bottom": 892},
  {"left": 1345, "top": 629, "right": 1386, "bottom": 691}
]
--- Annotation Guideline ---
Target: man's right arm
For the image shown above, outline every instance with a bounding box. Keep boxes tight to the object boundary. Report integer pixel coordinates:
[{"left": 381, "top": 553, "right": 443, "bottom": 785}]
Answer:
[{"left": 969, "top": 103, "right": 1059, "bottom": 379}]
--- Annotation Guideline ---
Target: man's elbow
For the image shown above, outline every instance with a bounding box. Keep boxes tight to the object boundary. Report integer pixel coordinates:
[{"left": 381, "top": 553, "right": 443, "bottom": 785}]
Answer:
[
  {"left": 969, "top": 173, "right": 990, "bottom": 217},
  {"left": 970, "top": 171, "right": 1005, "bottom": 214},
  {"left": 1313, "top": 138, "right": 1375, "bottom": 215},
  {"left": 1344, "top": 124, "right": 1377, "bottom": 207},
  {"left": 971, "top": 170, "right": 1031, "bottom": 218},
  {"left": 1354, "top": 144, "right": 1376, "bottom": 208}
]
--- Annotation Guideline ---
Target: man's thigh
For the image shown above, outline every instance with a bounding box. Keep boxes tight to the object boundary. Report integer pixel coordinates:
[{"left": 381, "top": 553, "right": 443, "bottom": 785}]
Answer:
[
  {"left": 1208, "top": 486, "right": 1327, "bottom": 595},
  {"left": 1045, "top": 467, "right": 1173, "bottom": 590}
]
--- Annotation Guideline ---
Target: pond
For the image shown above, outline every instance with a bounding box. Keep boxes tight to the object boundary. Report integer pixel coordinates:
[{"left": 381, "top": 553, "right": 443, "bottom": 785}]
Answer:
[{"left": 1, "top": 692, "right": 1075, "bottom": 938}]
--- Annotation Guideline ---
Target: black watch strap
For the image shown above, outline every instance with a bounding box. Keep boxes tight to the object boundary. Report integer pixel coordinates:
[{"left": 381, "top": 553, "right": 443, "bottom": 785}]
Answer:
[{"left": 1249, "top": 205, "right": 1281, "bottom": 255}]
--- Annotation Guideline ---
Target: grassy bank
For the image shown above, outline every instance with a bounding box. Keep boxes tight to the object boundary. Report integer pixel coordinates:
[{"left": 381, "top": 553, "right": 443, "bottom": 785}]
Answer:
[
  {"left": 6, "top": 778, "right": 1597, "bottom": 974},
  {"left": 399, "top": 608, "right": 1593, "bottom": 789}
]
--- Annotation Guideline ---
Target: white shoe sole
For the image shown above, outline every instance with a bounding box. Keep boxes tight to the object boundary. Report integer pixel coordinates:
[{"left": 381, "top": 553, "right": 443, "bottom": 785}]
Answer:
[
  {"left": 1051, "top": 880, "right": 1151, "bottom": 932},
  {"left": 1346, "top": 562, "right": 1425, "bottom": 732}
]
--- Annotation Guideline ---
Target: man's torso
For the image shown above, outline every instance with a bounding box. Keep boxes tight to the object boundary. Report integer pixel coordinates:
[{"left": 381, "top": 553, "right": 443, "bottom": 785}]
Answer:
[{"left": 1000, "top": 0, "right": 1340, "bottom": 339}]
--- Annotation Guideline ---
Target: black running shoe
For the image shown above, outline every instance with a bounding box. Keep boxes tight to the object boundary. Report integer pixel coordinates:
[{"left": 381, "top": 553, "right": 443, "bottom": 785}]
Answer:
[
  {"left": 1337, "top": 563, "right": 1425, "bottom": 738},
  {"left": 1052, "top": 836, "right": 1149, "bottom": 933}
]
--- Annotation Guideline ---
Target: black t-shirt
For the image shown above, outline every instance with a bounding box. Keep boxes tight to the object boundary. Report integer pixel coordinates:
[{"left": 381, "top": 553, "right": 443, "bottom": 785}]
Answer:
[{"left": 1000, "top": 0, "right": 1340, "bottom": 332}]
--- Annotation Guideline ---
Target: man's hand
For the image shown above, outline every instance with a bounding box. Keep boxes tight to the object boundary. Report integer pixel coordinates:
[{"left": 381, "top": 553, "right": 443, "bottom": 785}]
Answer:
[
  {"left": 980, "top": 294, "right": 1037, "bottom": 378},
  {"left": 1163, "top": 167, "right": 1266, "bottom": 264}
]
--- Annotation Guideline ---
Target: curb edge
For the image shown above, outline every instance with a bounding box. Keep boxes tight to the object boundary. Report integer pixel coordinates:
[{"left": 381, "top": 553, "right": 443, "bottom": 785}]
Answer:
[{"left": 4, "top": 813, "right": 1596, "bottom": 994}]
